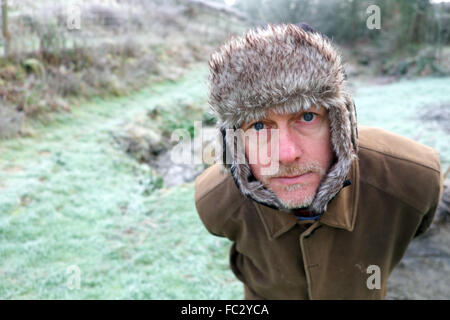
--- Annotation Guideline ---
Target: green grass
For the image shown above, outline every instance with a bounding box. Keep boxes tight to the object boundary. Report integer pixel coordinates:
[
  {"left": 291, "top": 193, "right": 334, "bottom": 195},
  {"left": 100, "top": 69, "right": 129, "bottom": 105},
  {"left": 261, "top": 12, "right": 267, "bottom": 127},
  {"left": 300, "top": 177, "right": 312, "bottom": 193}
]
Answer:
[
  {"left": 353, "top": 77, "right": 450, "bottom": 169},
  {"left": 0, "top": 69, "right": 449, "bottom": 299}
]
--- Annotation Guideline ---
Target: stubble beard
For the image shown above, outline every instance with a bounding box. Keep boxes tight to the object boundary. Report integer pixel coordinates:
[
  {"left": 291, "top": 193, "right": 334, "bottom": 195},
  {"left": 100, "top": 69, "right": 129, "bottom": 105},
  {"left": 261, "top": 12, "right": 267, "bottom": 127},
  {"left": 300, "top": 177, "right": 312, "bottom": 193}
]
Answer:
[{"left": 258, "top": 161, "right": 326, "bottom": 210}]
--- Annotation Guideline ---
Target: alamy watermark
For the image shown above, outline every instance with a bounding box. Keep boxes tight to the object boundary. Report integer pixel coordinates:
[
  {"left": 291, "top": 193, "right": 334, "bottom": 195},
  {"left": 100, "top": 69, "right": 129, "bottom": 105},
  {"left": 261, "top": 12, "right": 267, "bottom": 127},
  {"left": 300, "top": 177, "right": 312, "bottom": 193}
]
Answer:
[
  {"left": 366, "top": 265, "right": 381, "bottom": 290},
  {"left": 66, "top": 265, "right": 81, "bottom": 290},
  {"left": 67, "top": 4, "right": 82, "bottom": 30},
  {"left": 366, "top": 5, "right": 381, "bottom": 30}
]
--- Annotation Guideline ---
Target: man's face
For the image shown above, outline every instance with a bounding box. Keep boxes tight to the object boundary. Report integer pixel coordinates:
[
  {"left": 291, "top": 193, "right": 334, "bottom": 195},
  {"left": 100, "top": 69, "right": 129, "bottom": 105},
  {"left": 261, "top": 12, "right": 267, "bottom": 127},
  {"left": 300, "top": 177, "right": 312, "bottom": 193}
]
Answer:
[{"left": 242, "top": 106, "right": 334, "bottom": 209}]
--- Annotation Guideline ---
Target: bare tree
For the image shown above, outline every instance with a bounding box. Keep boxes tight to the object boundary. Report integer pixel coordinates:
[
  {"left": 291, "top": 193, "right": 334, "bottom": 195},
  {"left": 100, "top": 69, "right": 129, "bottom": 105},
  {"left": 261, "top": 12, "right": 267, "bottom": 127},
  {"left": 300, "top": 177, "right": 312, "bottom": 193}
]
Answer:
[
  {"left": 408, "top": 0, "right": 432, "bottom": 44},
  {"left": 2, "top": 0, "right": 10, "bottom": 57}
]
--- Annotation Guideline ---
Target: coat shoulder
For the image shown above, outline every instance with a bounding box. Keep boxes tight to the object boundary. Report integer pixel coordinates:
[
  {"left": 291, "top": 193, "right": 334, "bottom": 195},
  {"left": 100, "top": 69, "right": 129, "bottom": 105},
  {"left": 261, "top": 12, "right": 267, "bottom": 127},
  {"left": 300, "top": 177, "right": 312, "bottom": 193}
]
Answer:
[
  {"left": 357, "top": 126, "right": 442, "bottom": 214},
  {"left": 194, "top": 164, "right": 248, "bottom": 237},
  {"left": 195, "top": 163, "right": 230, "bottom": 202},
  {"left": 358, "top": 126, "right": 440, "bottom": 171}
]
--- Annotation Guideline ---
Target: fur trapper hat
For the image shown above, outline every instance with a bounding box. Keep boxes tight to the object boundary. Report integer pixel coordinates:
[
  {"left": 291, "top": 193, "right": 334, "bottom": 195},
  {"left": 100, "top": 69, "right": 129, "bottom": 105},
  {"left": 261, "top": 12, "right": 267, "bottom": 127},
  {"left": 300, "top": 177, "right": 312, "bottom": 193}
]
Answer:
[{"left": 208, "top": 23, "right": 359, "bottom": 214}]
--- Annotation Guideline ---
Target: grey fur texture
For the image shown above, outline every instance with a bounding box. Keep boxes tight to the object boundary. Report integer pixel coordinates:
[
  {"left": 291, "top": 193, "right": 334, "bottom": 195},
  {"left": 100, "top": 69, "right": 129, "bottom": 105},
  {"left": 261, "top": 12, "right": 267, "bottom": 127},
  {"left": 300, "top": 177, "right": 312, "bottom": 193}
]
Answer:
[{"left": 209, "top": 24, "right": 358, "bottom": 214}]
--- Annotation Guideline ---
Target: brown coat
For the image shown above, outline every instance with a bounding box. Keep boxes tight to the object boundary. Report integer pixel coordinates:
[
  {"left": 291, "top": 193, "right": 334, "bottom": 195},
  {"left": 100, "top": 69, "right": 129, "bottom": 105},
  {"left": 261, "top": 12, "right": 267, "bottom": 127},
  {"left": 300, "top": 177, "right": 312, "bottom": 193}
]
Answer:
[{"left": 194, "top": 126, "right": 443, "bottom": 300}]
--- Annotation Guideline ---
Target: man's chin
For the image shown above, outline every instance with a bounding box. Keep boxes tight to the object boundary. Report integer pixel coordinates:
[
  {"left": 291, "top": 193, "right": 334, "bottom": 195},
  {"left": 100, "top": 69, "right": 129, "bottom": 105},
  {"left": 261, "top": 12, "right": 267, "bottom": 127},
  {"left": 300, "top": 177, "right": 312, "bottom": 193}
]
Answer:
[
  {"left": 273, "top": 190, "right": 316, "bottom": 210},
  {"left": 279, "top": 198, "right": 314, "bottom": 210}
]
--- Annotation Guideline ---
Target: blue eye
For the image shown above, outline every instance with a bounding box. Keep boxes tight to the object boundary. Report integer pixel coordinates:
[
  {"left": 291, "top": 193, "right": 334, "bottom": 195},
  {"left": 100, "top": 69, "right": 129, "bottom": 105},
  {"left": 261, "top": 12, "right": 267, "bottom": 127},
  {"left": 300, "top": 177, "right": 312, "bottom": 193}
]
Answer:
[
  {"left": 253, "top": 122, "right": 264, "bottom": 131},
  {"left": 303, "top": 112, "right": 315, "bottom": 122}
]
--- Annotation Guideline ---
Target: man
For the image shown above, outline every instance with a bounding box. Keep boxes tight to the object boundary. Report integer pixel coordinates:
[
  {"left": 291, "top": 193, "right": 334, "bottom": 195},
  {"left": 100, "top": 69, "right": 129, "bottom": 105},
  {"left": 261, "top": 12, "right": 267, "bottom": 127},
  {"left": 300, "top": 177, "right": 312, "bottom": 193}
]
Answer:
[{"left": 194, "top": 23, "right": 443, "bottom": 299}]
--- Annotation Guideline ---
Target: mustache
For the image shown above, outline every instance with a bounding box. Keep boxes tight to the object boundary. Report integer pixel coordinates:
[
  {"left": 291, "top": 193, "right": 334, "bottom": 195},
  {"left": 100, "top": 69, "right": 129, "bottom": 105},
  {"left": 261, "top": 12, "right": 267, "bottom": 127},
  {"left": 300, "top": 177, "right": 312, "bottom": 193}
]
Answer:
[{"left": 263, "top": 162, "right": 326, "bottom": 179}]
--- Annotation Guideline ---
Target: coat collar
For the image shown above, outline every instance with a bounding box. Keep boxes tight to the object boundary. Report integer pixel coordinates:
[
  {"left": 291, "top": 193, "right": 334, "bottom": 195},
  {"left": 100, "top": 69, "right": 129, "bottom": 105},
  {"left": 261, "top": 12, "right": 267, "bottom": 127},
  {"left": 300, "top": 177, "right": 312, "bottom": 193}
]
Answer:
[{"left": 253, "top": 158, "right": 360, "bottom": 239}]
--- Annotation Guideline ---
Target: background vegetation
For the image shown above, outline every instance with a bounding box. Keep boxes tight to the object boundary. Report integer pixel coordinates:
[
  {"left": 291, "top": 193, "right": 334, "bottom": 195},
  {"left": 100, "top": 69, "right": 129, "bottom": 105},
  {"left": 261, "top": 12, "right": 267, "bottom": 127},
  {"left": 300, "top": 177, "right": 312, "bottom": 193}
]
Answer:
[
  {"left": 238, "top": 0, "right": 450, "bottom": 76},
  {"left": 0, "top": 0, "right": 246, "bottom": 138}
]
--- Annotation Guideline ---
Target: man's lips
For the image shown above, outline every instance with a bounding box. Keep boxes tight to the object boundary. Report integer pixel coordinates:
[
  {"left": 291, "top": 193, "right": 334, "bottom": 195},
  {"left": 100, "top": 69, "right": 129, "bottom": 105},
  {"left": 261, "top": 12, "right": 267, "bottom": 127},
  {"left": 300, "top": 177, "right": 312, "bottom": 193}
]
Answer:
[{"left": 270, "top": 172, "right": 314, "bottom": 185}]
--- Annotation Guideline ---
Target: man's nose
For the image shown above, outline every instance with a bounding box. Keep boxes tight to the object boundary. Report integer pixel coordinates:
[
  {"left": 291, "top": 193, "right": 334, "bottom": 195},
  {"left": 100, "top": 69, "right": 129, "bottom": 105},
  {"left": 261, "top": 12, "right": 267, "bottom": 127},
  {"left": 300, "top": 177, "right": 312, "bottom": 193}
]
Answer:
[{"left": 277, "top": 128, "right": 302, "bottom": 164}]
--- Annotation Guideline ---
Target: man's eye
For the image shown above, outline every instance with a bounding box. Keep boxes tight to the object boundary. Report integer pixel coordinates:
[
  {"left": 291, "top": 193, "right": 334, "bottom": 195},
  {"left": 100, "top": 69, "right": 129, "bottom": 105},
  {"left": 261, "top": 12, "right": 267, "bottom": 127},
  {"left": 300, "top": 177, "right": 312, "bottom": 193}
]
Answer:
[
  {"left": 302, "top": 112, "right": 316, "bottom": 122},
  {"left": 253, "top": 122, "right": 265, "bottom": 131}
]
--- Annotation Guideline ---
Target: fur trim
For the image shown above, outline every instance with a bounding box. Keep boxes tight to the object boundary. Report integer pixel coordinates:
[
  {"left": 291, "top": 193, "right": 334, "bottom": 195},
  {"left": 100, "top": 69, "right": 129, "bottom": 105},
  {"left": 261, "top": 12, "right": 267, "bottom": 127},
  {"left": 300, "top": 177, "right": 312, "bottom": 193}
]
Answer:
[{"left": 209, "top": 24, "right": 358, "bottom": 214}]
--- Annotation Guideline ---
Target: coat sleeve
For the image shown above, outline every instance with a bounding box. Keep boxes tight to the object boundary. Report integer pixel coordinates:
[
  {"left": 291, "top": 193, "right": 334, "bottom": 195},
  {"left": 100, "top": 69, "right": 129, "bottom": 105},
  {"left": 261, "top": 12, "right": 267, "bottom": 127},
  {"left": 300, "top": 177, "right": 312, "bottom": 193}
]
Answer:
[
  {"left": 194, "top": 164, "right": 244, "bottom": 240},
  {"left": 413, "top": 164, "right": 444, "bottom": 238}
]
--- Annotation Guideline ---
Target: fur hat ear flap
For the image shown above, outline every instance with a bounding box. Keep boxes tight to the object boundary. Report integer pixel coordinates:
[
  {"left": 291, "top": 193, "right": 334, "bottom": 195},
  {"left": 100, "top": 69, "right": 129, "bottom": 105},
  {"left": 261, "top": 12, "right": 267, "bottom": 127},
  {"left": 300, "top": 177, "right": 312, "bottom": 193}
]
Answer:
[
  {"left": 344, "top": 93, "right": 359, "bottom": 154},
  {"left": 219, "top": 125, "right": 284, "bottom": 210},
  {"left": 309, "top": 102, "right": 357, "bottom": 213}
]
